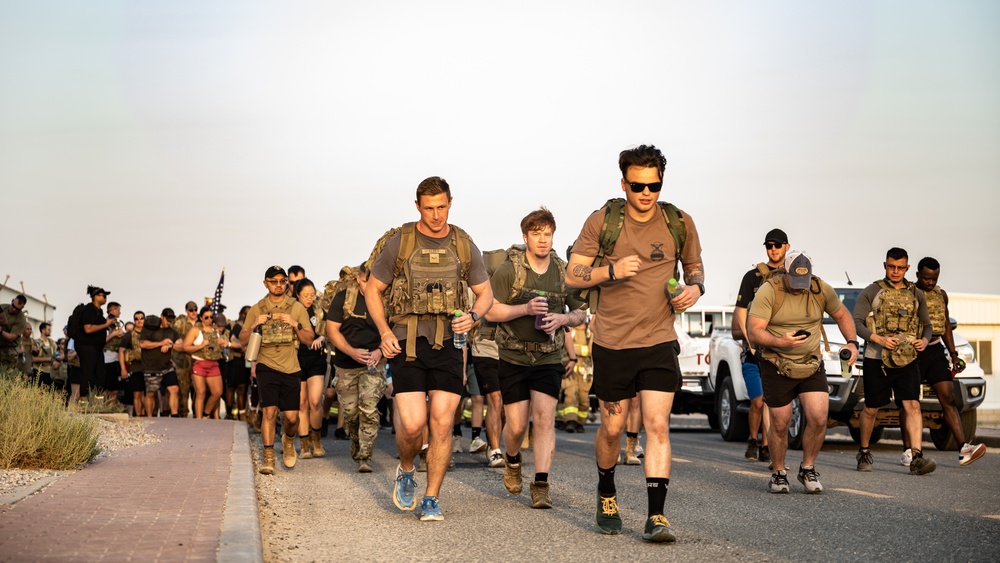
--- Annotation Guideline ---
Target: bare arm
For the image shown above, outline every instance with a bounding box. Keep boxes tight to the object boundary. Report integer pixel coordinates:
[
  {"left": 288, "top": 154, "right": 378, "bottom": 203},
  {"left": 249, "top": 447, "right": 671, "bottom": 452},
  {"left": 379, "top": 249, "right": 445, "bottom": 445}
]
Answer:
[
  {"left": 732, "top": 306, "right": 748, "bottom": 344},
  {"left": 565, "top": 253, "right": 641, "bottom": 289},
  {"left": 452, "top": 280, "right": 495, "bottom": 334},
  {"left": 366, "top": 277, "right": 401, "bottom": 358},
  {"left": 830, "top": 304, "right": 859, "bottom": 364},
  {"left": 747, "top": 315, "right": 808, "bottom": 350}
]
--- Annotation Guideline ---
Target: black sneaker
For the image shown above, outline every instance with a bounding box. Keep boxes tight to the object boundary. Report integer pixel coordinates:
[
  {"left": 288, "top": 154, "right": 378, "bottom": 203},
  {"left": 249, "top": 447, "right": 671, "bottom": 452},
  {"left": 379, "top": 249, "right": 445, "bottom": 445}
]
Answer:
[
  {"left": 758, "top": 445, "right": 771, "bottom": 464},
  {"left": 769, "top": 471, "right": 790, "bottom": 494},
  {"left": 909, "top": 455, "right": 937, "bottom": 476},
  {"left": 796, "top": 464, "right": 823, "bottom": 494},
  {"left": 595, "top": 491, "right": 622, "bottom": 534},
  {"left": 642, "top": 514, "right": 677, "bottom": 543},
  {"left": 745, "top": 438, "right": 759, "bottom": 460},
  {"left": 856, "top": 450, "right": 873, "bottom": 472}
]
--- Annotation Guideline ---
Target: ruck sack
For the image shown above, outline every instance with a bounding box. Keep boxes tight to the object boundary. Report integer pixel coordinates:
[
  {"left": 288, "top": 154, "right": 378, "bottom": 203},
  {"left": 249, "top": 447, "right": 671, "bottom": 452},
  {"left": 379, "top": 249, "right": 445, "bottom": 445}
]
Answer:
[
  {"left": 763, "top": 272, "right": 831, "bottom": 355},
  {"left": 570, "top": 198, "right": 687, "bottom": 313},
  {"left": 320, "top": 266, "right": 366, "bottom": 321},
  {"left": 66, "top": 303, "right": 87, "bottom": 341}
]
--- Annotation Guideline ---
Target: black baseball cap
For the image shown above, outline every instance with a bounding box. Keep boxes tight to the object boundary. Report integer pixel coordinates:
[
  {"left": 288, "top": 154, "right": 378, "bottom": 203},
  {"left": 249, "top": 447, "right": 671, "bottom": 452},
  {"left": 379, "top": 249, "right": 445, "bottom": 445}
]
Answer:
[
  {"left": 161, "top": 307, "right": 176, "bottom": 320},
  {"left": 265, "top": 265, "right": 287, "bottom": 279},
  {"left": 763, "top": 228, "right": 788, "bottom": 245}
]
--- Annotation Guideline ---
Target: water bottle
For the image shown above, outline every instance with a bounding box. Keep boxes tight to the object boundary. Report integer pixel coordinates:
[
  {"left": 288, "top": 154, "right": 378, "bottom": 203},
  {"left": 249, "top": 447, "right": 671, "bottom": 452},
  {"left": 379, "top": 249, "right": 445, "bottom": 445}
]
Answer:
[
  {"left": 839, "top": 348, "right": 852, "bottom": 375},
  {"left": 246, "top": 325, "right": 263, "bottom": 362},
  {"left": 452, "top": 310, "right": 467, "bottom": 349},
  {"left": 534, "top": 291, "right": 548, "bottom": 330},
  {"left": 363, "top": 349, "right": 377, "bottom": 374},
  {"left": 667, "top": 278, "right": 686, "bottom": 313}
]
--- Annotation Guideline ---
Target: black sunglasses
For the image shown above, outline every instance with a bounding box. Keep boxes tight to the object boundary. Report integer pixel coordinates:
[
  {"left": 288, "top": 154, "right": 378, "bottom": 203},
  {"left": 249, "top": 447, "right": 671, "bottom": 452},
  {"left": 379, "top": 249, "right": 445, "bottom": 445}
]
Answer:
[
  {"left": 764, "top": 242, "right": 783, "bottom": 250},
  {"left": 626, "top": 181, "right": 663, "bottom": 193}
]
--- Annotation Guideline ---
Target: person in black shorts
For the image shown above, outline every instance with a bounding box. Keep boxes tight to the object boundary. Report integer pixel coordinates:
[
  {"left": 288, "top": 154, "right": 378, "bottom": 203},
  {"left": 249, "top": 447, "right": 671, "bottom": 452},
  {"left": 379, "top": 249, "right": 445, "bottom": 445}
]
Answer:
[{"left": 293, "top": 279, "right": 328, "bottom": 460}]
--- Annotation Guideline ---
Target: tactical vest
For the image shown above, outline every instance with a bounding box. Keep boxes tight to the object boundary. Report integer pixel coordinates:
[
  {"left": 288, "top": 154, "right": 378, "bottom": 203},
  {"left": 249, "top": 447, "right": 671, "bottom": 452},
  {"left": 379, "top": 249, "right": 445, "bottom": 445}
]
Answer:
[
  {"left": 868, "top": 280, "right": 921, "bottom": 338},
  {"left": 126, "top": 328, "right": 143, "bottom": 366},
  {"left": 104, "top": 322, "right": 124, "bottom": 353},
  {"left": 320, "top": 266, "right": 367, "bottom": 322},
  {"left": 255, "top": 296, "right": 299, "bottom": 349},
  {"left": 172, "top": 316, "right": 193, "bottom": 369},
  {"left": 384, "top": 223, "right": 473, "bottom": 360},
  {"left": 195, "top": 324, "right": 224, "bottom": 361},
  {"left": 493, "top": 246, "right": 568, "bottom": 356},
  {"left": 923, "top": 286, "right": 947, "bottom": 336},
  {"left": 33, "top": 337, "right": 56, "bottom": 372}
]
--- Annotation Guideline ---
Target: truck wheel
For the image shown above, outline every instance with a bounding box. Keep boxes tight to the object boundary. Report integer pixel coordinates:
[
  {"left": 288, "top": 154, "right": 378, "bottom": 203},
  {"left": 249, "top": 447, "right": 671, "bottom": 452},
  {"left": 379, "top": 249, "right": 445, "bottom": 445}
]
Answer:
[
  {"left": 717, "top": 376, "right": 749, "bottom": 442},
  {"left": 848, "top": 425, "right": 883, "bottom": 446},
  {"left": 930, "top": 409, "right": 977, "bottom": 451},
  {"left": 788, "top": 398, "right": 804, "bottom": 450}
]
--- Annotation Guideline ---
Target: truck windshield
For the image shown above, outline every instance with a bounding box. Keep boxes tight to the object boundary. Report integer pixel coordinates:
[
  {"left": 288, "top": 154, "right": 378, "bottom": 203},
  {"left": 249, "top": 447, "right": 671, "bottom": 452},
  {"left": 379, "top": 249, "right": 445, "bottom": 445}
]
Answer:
[
  {"left": 678, "top": 310, "right": 732, "bottom": 337},
  {"left": 824, "top": 288, "right": 861, "bottom": 324}
]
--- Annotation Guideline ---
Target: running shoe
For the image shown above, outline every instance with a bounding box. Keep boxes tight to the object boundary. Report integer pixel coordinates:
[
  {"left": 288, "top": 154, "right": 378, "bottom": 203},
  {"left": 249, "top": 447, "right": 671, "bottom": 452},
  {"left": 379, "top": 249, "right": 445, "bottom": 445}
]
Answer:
[
  {"left": 595, "top": 491, "right": 622, "bottom": 534},
  {"left": 856, "top": 449, "right": 873, "bottom": 472},
  {"left": 769, "top": 471, "right": 790, "bottom": 494},
  {"left": 392, "top": 465, "right": 417, "bottom": 511},
  {"left": 452, "top": 435, "right": 463, "bottom": 453},
  {"left": 796, "top": 464, "right": 823, "bottom": 494},
  {"left": 642, "top": 514, "right": 677, "bottom": 543},
  {"left": 469, "top": 436, "right": 488, "bottom": 454},
  {"left": 900, "top": 448, "right": 913, "bottom": 466},
  {"left": 635, "top": 442, "right": 644, "bottom": 458},
  {"left": 959, "top": 443, "right": 986, "bottom": 466},
  {"left": 504, "top": 458, "right": 523, "bottom": 495},
  {"left": 745, "top": 438, "right": 759, "bottom": 460},
  {"left": 419, "top": 496, "right": 444, "bottom": 521},
  {"left": 758, "top": 445, "right": 771, "bottom": 465},
  {"left": 488, "top": 449, "right": 504, "bottom": 468},
  {"left": 909, "top": 455, "right": 936, "bottom": 476}
]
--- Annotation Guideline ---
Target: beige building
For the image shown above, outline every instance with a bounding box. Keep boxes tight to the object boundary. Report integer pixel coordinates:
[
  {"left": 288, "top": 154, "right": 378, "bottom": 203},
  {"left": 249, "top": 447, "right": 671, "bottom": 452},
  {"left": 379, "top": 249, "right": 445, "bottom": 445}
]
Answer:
[
  {"left": 0, "top": 284, "right": 59, "bottom": 335},
  {"left": 950, "top": 293, "right": 1000, "bottom": 417}
]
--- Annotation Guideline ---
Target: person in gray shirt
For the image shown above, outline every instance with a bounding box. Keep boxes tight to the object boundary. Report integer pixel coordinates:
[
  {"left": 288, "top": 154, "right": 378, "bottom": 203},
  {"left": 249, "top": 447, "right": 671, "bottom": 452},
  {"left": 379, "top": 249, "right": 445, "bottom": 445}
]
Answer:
[{"left": 852, "top": 247, "right": 934, "bottom": 475}]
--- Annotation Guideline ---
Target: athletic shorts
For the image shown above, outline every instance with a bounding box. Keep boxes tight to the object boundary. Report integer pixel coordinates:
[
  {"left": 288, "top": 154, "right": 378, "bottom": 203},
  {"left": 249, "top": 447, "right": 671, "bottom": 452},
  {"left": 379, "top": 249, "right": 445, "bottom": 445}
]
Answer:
[
  {"left": 759, "top": 359, "right": 827, "bottom": 408},
  {"left": 298, "top": 353, "right": 327, "bottom": 380},
  {"left": 465, "top": 363, "right": 480, "bottom": 396},
  {"left": 741, "top": 361, "right": 763, "bottom": 400},
  {"left": 591, "top": 341, "right": 681, "bottom": 402},
  {"left": 228, "top": 360, "right": 251, "bottom": 388},
  {"left": 144, "top": 370, "right": 178, "bottom": 393},
  {"left": 471, "top": 355, "right": 501, "bottom": 395},
  {"left": 498, "top": 360, "right": 562, "bottom": 404},
  {"left": 103, "top": 362, "right": 122, "bottom": 392},
  {"left": 127, "top": 371, "right": 146, "bottom": 394},
  {"left": 917, "top": 343, "right": 952, "bottom": 386},
  {"left": 390, "top": 338, "right": 464, "bottom": 396},
  {"left": 862, "top": 358, "right": 920, "bottom": 409},
  {"left": 256, "top": 362, "right": 302, "bottom": 411},
  {"left": 192, "top": 359, "right": 222, "bottom": 377}
]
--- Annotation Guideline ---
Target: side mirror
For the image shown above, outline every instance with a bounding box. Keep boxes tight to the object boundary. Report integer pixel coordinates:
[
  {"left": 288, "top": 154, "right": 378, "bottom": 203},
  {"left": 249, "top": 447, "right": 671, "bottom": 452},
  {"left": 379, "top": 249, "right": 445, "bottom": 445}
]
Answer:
[{"left": 949, "top": 316, "right": 958, "bottom": 331}]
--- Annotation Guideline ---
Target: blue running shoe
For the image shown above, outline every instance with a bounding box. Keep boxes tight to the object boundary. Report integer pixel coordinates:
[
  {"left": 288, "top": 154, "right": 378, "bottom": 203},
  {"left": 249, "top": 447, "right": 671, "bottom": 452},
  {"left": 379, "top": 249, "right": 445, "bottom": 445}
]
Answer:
[
  {"left": 419, "top": 496, "right": 444, "bottom": 521},
  {"left": 393, "top": 465, "right": 417, "bottom": 511}
]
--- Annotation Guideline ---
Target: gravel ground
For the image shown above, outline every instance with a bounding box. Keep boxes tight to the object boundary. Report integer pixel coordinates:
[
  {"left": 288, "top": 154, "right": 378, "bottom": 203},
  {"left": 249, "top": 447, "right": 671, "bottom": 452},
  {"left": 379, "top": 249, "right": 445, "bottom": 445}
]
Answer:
[{"left": 0, "top": 416, "right": 160, "bottom": 498}]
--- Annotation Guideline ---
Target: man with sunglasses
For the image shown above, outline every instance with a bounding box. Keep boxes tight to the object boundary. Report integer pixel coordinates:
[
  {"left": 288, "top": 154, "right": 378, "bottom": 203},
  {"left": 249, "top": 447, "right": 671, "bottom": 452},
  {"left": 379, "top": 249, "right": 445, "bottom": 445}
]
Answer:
[
  {"left": 240, "top": 265, "right": 314, "bottom": 475},
  {"left": 0, "top": 295, "right": 29, "bottom": 372},
  {"left": 567, "top": 144, "right": 704, "bottom": 542},
  {"left": 852, "top": 247, "right": 935, "bottom": 475},
  {"left": 731, "top": 229, "right": 789, "bottom": 465},
  {"left": 172, "top": 301, "right": 199, "bottom": 417}
]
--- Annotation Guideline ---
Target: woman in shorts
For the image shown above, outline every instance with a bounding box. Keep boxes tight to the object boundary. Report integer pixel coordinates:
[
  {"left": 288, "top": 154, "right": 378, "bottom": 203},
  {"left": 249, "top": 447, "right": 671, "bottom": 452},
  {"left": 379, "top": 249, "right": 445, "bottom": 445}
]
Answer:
[
  {"left": 183, "top": 306, "right": 229, "bottom": 419},
  {"left": 294, "top": 279, "right": 328, "bottom": 457}
]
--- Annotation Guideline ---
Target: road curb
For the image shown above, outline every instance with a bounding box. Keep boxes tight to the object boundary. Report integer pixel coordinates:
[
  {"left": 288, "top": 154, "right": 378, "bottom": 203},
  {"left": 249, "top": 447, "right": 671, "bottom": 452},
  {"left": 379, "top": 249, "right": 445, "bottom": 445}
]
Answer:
[{"left": 218, "top": 422, "right": 263, "bottom": 563}]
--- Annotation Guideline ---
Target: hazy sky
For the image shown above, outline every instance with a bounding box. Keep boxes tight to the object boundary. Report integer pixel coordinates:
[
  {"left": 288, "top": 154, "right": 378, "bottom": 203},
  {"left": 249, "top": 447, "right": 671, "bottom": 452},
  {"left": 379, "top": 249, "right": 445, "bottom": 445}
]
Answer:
[{"left": 2, "top": 1, "right": 998, "bottom": 324}]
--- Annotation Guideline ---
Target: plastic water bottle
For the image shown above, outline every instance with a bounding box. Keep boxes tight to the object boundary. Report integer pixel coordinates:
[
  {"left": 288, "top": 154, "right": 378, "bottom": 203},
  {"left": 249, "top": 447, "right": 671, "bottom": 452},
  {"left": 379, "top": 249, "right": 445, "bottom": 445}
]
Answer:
[
  {"left": 534, "top": 291, "right": 548, "bottom": 330},
  {"left": 667, "top": 278, "right": 686, "bottom": 313},
  {"left": 452, "top": 310, "right": 467, "bottom": 349},
  {"left": 363, "top": 349, "right": 377, "bottom": 374}
]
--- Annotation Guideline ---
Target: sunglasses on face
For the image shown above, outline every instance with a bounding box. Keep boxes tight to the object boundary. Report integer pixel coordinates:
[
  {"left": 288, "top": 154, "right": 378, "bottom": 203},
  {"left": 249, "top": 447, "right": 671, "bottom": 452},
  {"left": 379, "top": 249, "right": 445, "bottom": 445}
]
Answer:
[
  {"left": 202, "top": 315, "right": 214, "bottom": 320},
  {"left": 764, "top": 243, "right": 783, "bottom": 250},
  {"left": 134, "top": 317, "right": 144, "bottom": 321},
  {"left": 626, "top": 181, "right": 663, "bottom": 193},
  {"left": 186, "top": 308, "right": 197, "bottom": 312},
  {"left": 266, "top": 278, "right": 289, "bottom": 286}
]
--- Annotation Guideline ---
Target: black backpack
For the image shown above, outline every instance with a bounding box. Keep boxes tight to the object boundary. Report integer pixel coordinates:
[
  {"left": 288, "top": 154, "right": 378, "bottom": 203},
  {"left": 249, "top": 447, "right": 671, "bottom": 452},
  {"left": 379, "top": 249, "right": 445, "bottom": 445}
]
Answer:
[{"left": 67, "top": 303, "right": 87, "bottom": 341}]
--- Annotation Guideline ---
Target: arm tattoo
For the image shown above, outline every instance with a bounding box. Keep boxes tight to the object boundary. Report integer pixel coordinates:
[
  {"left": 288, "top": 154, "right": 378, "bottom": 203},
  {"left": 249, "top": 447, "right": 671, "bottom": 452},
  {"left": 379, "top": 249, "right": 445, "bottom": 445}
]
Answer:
[
  {"left": 603, "top": 400, "right": 622, "bottom": 416},
  {"left": 683, "top": 262, "right": 705, "bottom": 286},
  {"left": 573, "top": 265, "right": 593, "bottom": 282}
]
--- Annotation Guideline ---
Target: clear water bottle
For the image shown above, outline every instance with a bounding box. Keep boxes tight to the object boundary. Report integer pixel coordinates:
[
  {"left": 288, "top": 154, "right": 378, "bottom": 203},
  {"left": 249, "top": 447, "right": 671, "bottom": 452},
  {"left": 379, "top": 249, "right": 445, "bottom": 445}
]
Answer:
[
  {"left": 452, "top": 310, "right": 467, "bottom": 349},
  {"left": 666, "top": 278, "right": 686, "bottom": 313},
  {"left": 364, "top": 349, "right": 377, "bottom": 374},
  {"left": 534, "top": 291, "right": 548, "bottom": 330}
]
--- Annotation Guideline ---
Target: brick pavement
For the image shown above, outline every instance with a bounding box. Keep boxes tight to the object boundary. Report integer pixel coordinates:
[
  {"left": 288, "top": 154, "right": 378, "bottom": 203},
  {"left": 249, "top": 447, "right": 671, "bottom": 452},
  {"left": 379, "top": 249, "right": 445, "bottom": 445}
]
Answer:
[{"left": 0, "top": 418, "right": 259, "bottom": 563}]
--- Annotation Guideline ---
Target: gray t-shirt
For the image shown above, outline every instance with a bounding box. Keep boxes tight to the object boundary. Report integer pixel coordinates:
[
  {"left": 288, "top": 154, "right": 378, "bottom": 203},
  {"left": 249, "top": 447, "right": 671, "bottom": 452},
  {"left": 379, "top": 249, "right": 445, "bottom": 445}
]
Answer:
[{"left": 370, "top": 225, "right": 489, "bottom": 343}]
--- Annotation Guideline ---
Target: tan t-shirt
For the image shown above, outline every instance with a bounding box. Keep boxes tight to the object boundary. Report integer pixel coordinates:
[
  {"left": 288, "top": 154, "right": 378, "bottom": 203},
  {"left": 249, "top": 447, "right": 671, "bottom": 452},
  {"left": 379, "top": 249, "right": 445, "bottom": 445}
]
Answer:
[
  {"left": 246, "top": 294, "right": 312, "bottom": 374},
  {"left": 748, "top": 279, "right": 841, "bottom": 362},
  {"left": 571, "top": 205, "right": 702, "bottom": 350}
]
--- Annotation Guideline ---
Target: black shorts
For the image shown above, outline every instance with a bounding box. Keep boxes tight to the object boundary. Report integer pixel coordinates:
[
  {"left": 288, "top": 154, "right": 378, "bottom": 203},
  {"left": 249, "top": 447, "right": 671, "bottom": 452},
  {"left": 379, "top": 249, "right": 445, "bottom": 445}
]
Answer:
[
  {"left": 498, "top": 360, "right": 562, "bottom": 404},
  {"left": 918, "top": 343, "right": 952, "bottom": 386},
  {"left": 591, "top": 341, "right": 681, "bottom": 402},
  {"left": 103, "top": 362, "right": 123, "bottom": 392},
  {"left": 228, "top": 360, "right": 251, "bottom": 388},
  {"left": 759, "top": 359, "right": 828, "bottom": 408},
  {"left": 862, "top": 358, "right": 920, "bottom": 408},
  {"left": 471, "top": 355, "right": 501, "bottom": 395},
  {"left": 256, "top": 362, "right": 302, "bottom": 411},
  {"left": 390, "top": 338, "right": 464, "bottom": 396},
  {"left": 298, "top": 353, "right": 327, "bottom": 380},
  {"left": 127, "top": 371, "right": 147, "bottom": 394}
]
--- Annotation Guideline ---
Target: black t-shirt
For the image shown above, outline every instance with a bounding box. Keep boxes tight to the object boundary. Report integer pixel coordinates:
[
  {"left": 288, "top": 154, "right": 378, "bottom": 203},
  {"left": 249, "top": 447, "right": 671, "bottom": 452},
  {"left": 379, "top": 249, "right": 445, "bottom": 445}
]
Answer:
[
  {"left": 735, "top": 265, "right": 777, "bottom": 309},
  {"left": 77, "top": 303, "right": 107, "bottom": 347},
  {"left": 327, "top": 289, "right": 380, "bottom": 370},
  {"left": 139, "top": 326, "right": 178, "bottom": 372},
  {"left": 297, "top": 305, "right": 324, "bottom": 362}
]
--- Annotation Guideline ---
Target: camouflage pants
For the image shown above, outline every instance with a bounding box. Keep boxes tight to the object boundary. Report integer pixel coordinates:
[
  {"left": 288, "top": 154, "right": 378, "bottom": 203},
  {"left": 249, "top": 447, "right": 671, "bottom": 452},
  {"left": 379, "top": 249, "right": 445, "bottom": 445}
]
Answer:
[
  {"left": 335, "top": 363, "right": 387, "bottom": 462},
  {"left": 0, "top": 348, "right": 23, "bottom": 374}
]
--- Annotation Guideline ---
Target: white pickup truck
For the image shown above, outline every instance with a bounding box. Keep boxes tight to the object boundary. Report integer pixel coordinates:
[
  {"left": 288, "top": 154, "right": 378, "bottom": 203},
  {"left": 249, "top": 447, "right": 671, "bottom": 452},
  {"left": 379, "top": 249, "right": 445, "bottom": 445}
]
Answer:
[
  {"left": 708, "top": 283, "right": 987, "bottom": 450},
  {"left": 669, "top": 307, "right": 734, "bottom": 428}
]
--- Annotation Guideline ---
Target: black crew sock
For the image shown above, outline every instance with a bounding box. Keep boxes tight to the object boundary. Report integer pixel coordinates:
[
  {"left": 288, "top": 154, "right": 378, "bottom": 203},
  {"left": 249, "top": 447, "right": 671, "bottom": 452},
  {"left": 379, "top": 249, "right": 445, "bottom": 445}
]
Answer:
[
  {"left": 299, "top": 433, "right": 309, "bottom": 439},
  {"left": 626, "top": 431, "right": 638, "bottom": 439},
  {"left": 453, "top": 424, "right": 462, "bottom": 437},
  {"left": 311, "top": 426, "right": 322, "bottom": 433},
  {"left": 535, "top": 472, "right": 548, "bottom": 483},
  {"left": 506, "top": 452, "right": 521, "bottom": 465},
  {"left": 912, "top": 449, "right": 923, "bottom": 458},
  {"left": 598, "top": 465, "right": 616, "bottom": 496},
  {"left": 471, "top": 427, "right": 482, "bottom": 440},
  {"left": 646, "top": 477, "right": 669, "bottom": 517}
]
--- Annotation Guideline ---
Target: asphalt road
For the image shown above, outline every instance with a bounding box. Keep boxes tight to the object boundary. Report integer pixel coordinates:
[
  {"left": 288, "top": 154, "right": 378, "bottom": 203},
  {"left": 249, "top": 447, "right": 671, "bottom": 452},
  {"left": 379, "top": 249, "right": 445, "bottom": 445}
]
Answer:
[{"left": 252, "top": 417, "right": 999, "bottom": 562}]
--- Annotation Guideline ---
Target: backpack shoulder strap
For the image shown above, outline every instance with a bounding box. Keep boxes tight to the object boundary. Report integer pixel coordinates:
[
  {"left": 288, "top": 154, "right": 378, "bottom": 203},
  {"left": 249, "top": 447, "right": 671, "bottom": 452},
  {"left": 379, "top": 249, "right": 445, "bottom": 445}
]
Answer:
[
  {"left": 395, "top": 223, "right": 416, "bottom": 277},
  {"left": 507, "top": 245, "right": 528, "bottom": 297},
  {"left": 768, "top": 276, "right": 786, "bottom": 317},
  {"left": 597, "top": 198, "right": 626, "bottom": 262},
  {"left": 755, "top": 262, "right": 771, "bottom": 279},
  {"left": 449, "top": 224, "right": 473, "bottom": 281},
  {"left": 658, "top": 202, "right": 687, "bottom": 280}
]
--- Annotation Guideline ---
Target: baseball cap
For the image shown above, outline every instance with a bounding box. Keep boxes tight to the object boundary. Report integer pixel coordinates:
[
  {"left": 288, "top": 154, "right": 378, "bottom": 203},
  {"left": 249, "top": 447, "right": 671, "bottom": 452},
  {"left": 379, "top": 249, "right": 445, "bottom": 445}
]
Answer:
[
  {"left": 213, "top": 313, "right": 228, "bottom": 328},
  {"left": 161, "top": 307, "right": 176, "bottom": 320},
  {"left": 763, "top": 228, "right": 788, "bottom": 245},
  {"left": 265, "top": 265, "right": 287, "bottom": 279},
  {"left": 88, "top": 286, "right": 110, "bottom": 297},
  {"left": 784, "top": 250, "right": 813, "bottom": 290}
]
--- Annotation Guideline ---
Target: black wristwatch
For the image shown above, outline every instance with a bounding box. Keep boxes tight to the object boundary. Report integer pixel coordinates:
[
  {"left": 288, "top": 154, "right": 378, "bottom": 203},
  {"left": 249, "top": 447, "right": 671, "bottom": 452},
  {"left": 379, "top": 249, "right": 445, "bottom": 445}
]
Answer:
[
  {"left": 296, "top": 322, "right": 303, "bottom": 331},
  {"left": 470, "top": 312, "right": 480, "bottom": 324},
  {"left": 846, "top": 340, "right": 860, "bottom": 348},
  {"left": 694, "top": 282, "right": 706, "bottom": 296}
]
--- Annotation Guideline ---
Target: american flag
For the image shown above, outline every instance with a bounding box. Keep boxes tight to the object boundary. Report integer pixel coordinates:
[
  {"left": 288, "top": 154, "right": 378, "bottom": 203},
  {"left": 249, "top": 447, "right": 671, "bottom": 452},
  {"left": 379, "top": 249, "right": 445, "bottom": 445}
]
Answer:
[{"left": 210, "top": 269, "right": 225, "bottom": 315}]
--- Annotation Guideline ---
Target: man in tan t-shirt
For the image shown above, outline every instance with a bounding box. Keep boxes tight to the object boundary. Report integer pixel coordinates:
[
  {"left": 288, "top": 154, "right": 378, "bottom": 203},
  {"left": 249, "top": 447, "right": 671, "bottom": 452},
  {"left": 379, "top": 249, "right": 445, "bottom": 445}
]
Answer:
[
  {"left": 748, "top": 250, "right": 858, "bottom": 495},
  {"left": 566, "top": 144, "right": 704, "bottom": 543},
  {"left": 239, "top": 265, "right": 314, "bottom": 474}
]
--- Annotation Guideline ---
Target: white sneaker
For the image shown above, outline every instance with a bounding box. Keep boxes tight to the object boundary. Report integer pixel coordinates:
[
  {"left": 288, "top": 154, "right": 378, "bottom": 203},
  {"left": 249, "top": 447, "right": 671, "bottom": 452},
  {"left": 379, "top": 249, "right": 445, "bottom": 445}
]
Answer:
[
  {"left": 900, "top": 448, "right": 913, "bottom": 466},
  {"left": 959, "top": 443, "right": 986, "bottom": 466},
  {"left": 488, "top": 449, "right": 504, "bottom": 468},
  {"left": 469, "top": 436, "right": 488, "bottom": 454},
  {"left": 452, "top": 435, "right": 463, "bottom": 453},
  {"left": 634, "top": 443, "right": 645, "bottom": 458}
]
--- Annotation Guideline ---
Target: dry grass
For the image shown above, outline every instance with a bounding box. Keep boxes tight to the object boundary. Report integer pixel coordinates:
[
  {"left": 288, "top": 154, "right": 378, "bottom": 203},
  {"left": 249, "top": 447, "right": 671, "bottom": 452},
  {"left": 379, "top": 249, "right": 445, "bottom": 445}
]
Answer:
[{"left": 0, "top": 369, "right": 99, "bottom": 470}]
